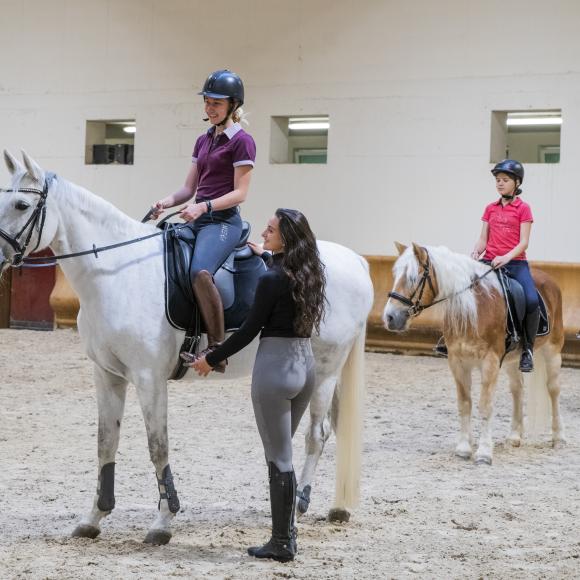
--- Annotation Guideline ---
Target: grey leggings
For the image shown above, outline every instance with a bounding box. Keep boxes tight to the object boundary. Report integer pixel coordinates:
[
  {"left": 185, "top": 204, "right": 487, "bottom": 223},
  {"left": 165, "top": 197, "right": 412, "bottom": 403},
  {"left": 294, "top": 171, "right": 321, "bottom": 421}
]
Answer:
[{"left": 251, "top": 337, "right": 316, "bottom": 472}]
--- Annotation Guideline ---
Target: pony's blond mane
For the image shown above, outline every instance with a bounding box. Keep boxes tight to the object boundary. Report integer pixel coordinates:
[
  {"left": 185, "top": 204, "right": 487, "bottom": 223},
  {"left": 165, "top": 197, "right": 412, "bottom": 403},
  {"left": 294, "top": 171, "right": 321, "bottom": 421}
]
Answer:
[{"left": 394, "top": 245, "right": 500, "bottom": 334}]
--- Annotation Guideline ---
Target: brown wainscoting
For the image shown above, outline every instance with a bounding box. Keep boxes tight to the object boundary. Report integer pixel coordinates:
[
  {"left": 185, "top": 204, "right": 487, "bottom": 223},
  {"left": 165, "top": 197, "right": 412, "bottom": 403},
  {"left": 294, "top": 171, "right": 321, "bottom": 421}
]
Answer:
[
  {"left": 365, "top": 256, "right": 580, "bottom": 368},
  {"left": 0, "top": 268, "right": 12, "bottom": 328},
  {"left": 45, "top": 256, "right": 580, "bottom": 367}
]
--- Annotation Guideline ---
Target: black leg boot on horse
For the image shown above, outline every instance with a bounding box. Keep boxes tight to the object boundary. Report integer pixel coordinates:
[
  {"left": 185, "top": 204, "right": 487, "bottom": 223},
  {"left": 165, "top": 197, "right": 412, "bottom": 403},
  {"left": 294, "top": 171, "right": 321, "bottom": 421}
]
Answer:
[
  {"left": 190, "top": 269, "right": 227, "bottom": 373},
  {"left": 248, "top": 463, "right": 297, "bottom": 562},
  {"left": 519, "top": 307, "right": 540, "bottom": 373}
]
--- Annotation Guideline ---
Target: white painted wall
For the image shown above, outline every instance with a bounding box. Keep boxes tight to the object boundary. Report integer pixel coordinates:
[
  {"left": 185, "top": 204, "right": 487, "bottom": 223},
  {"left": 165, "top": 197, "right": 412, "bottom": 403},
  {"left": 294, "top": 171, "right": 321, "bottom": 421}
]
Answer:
[{"left": 0, "top": 0, "right": 579, "bottom": 261}]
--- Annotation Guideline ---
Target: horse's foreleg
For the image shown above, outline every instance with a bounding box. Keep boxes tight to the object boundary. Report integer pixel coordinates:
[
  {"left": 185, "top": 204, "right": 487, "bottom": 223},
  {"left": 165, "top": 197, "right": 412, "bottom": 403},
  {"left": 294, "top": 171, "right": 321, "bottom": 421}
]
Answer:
[
  {"left": 505, "top": 361, "right": 524, "bottom": 446},
  {"left": 543, "top": 348, "right": 566, "bottom": 447},
  {"left": 475, "top": 356, "right": 500, "bottom": 465},
  {"left": 135, "top": 377, "right": 180, "bottom": 545},
  {"left": 448, "top": 357, "right": 473, "bottom": 460},
  {"left": 73, "top": 365, "right": 128, "bottom": 539},
  {"left": 297, "top": 375, "right": 336, "bottom": 516}
]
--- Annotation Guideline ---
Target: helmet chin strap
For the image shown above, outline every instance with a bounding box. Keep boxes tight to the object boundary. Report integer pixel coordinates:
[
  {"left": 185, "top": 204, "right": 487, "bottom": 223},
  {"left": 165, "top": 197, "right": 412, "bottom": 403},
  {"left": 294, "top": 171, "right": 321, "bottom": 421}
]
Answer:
[{"left": 501, "top": 193, "right": 515, "bottom": 201}]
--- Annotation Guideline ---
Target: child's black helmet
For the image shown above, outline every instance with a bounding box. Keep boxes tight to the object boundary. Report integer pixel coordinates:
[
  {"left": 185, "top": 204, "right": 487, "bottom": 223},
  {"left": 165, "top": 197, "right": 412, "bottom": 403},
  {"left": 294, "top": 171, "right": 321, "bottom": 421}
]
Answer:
[{"left": 491, "top": 159, "right": 524, "bottom": 184}]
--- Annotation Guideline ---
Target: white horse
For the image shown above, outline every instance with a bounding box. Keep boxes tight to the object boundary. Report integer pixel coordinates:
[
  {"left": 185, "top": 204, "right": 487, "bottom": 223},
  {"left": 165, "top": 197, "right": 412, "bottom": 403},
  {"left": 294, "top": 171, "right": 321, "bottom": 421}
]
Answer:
[{"left": 0, "top": 151, "right": 373, "bottom": 544}]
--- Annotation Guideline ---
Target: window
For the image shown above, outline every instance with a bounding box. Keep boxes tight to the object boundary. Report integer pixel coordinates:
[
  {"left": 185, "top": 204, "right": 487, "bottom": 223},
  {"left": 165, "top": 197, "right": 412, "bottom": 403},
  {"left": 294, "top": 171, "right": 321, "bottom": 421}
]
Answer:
[
  {"left": 85, "top": 120, "right": 136, "bottom": 165},
  {"left": 490, "top": 110, "right": 561, "bottom": 164},
  {"left": 270, "top": 115, "right": 329, "bottom": 164}
]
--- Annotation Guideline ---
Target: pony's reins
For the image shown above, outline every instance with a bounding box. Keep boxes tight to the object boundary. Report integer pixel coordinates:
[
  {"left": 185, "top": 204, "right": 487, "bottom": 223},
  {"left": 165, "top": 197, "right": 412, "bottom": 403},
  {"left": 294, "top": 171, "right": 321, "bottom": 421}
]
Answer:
[
  {"left": 0, "top": 174, "right": 182, "bottom": 268},
  {"left": 388, "top": 248, "right": 495, "bottom": 317}
]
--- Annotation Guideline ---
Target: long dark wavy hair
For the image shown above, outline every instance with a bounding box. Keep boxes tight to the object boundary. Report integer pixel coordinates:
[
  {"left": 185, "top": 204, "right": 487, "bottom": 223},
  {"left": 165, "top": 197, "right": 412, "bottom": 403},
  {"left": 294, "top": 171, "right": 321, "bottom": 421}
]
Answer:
[{"left": 275, "top": 208, "right": 327, "bottom": 336}]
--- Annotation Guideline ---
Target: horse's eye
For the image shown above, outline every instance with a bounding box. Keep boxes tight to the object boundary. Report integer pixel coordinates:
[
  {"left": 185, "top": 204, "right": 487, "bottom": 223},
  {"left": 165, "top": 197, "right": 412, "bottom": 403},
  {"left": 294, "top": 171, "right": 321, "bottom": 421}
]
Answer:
[{"left": 15, "top": 200, "right": 30, "bottom": 211}]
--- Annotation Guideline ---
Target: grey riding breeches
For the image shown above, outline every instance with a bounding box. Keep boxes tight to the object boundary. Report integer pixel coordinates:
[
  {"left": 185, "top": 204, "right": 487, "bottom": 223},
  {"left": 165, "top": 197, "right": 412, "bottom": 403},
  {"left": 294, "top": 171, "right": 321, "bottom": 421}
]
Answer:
[{"left": 251, "top": 337, "right": 316, "bottom": 472}]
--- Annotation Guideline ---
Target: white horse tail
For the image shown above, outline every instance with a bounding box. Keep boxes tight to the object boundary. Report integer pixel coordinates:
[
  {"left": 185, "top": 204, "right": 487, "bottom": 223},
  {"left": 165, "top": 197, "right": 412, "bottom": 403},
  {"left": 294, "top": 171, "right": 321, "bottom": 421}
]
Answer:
[
  {"left": 526, "top": 351, "right": 552, "bottom": 438},
  {"left": 332, "top": 325, "right": 366, "bottom": 511}
]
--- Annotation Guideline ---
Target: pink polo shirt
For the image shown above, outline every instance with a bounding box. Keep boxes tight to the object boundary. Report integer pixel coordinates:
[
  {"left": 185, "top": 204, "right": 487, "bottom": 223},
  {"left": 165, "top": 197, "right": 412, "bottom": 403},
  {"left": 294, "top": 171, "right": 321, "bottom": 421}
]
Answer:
[{"left": 482, "top": 197, "right": 533, "bottom": 261}]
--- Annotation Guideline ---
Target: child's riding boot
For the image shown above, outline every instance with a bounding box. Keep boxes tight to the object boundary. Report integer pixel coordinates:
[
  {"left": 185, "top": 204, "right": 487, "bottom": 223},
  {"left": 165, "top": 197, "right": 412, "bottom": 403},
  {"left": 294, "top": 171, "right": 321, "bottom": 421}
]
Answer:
[
  {"left": 247, "top": 463, "right": 297, "bottom": 562},
  {"left": 191, "top": 270, "right": 226, "bottom": 373},
  {"left": 520, "top": 307, "right": 540, "bottom": 373}
]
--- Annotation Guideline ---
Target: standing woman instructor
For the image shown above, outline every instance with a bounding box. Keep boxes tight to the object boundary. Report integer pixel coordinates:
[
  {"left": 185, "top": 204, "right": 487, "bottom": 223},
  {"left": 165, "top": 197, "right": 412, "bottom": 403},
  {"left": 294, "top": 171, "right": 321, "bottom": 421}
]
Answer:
[
  {"left": 151, "top": 70, "right": 256, "bottom": 372},
  {"left": 189, "top": 209, "right": 327, "bottom": 562}
]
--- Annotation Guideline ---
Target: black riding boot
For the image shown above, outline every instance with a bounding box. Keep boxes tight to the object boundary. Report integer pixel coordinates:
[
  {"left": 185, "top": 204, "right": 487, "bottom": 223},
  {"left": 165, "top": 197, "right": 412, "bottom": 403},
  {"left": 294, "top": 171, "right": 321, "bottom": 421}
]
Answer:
[
  {"left": 519, "top": 307, "right": 540, "bottom": 373},
  {"left": 434, "top": 336, "right": 448, "bottom": 357},
  {"left": 248, "top": 463, "right": 297, "bottom": 562}
]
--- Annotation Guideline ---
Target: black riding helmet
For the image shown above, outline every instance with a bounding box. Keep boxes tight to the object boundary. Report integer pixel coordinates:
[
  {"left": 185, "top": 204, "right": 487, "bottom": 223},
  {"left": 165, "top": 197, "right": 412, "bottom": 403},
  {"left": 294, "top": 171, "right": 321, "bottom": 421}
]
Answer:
[
  {"left": 199, "top": 69, "right": 244, "bottom": 105},
  {"left": 491, "top": 159, "right": 524, "bottom": 197},
  {"left": 491, "top": 159, "right": 524, "bottom": 183}
]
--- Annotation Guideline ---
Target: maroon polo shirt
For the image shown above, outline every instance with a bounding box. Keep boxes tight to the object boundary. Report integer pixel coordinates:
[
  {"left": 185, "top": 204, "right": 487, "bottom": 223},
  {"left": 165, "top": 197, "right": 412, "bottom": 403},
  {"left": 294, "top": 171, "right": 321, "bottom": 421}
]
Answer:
[
  {"left": 482, "top": 197, "right": 533, "bottom": 260},
  {"left": 192, "top": 123, "right": 256, "bottom": 202}
]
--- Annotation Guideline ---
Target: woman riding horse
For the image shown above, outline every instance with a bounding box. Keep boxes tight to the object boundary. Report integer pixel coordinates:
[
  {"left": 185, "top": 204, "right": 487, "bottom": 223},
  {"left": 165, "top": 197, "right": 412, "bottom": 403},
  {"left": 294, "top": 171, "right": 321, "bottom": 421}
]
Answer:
[{"left": 151, "top": 69, "right": 256, "bottom": 372}]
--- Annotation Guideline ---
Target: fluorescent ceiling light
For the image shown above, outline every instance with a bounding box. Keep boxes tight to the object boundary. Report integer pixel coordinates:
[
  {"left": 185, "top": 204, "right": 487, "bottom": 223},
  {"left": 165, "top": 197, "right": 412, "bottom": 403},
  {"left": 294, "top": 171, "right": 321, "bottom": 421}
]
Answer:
[
  {"left": 123, "top": 126, "right": 137, "bottom": 133},
  {"left": 507, "top": 117, "right": 562, "bottom": 126},
  {"left": 288, "top": 122, "right": 329, "bottom": 131}
]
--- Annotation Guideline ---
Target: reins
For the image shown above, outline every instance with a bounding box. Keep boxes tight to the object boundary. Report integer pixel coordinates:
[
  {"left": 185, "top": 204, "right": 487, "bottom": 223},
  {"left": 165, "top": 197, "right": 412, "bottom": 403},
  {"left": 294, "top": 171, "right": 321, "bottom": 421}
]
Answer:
[
  {"left": 0, "top": 175, "right": 183, "bottom": 268},
  {"left": 388, "top": 248, "right": 495, "bottom": 317}
]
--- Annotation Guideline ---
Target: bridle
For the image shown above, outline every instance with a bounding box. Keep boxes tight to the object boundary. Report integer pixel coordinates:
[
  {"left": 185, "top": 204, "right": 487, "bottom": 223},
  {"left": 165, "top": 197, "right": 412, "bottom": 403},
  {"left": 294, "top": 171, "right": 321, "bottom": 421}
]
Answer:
[
  {"left": 388, "top": 249, "right": 441, "bottom": 317},
  {"left": 388, "top": 248, "right": 495, "bottom": 317},
  {"left": 0, "top": 173, "right": 55, "bottom": 267}
]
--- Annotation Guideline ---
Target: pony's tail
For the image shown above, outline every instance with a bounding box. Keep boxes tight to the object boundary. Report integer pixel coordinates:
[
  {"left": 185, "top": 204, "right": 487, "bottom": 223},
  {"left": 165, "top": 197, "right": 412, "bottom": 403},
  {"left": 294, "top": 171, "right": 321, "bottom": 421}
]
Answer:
[
  {"left": 526, "top": 350, "right": 552, "bottom": 437},
  {"left": 332, "top": 326, "right": 366, "bottom": 510}
]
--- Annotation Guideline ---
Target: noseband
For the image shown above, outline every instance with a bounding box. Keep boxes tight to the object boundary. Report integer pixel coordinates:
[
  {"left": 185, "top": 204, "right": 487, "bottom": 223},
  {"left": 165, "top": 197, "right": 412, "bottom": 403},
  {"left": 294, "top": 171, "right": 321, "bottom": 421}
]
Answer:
[
  {"left": 0, "top": 173, "right": 55, "bottom": 267},
  {"left": 388, "top": 250, "right": 439, "bottom": 317}
]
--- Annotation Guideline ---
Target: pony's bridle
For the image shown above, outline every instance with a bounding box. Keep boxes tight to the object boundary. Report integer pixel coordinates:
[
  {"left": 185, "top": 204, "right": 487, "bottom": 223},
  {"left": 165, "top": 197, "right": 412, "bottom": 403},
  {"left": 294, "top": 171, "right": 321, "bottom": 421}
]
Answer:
[
  {"left": 388, "top": 248, "right": 496, "bottom": 317},
  {"left": 0, "top": 173, "right": 55, "bottom": 267},
  {"left": 388, "top": 249, "right": 439, "bottom": 317}
]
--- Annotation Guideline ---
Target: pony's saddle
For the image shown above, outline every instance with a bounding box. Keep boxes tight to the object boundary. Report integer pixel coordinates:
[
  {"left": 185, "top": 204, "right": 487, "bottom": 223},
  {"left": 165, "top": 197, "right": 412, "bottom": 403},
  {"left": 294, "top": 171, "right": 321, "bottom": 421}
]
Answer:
[
  {"left": 162, "top": 221, "right": 266, "bottom": 333},
  {"left": 497, "top": 268, "right": 549, "bottom": 355}
]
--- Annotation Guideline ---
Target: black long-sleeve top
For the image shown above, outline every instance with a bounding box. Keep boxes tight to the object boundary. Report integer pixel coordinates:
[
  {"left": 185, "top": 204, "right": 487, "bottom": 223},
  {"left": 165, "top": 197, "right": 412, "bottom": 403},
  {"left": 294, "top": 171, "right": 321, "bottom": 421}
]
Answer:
[{"left": 205, "top": 253, "right": 309, "bottom": 367}]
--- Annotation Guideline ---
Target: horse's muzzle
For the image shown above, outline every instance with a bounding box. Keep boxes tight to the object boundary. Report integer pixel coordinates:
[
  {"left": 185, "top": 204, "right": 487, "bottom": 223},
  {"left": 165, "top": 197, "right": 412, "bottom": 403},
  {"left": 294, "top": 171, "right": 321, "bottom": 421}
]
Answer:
[{"left": 382, "top": 303, "right": 410, "bottom": 332}]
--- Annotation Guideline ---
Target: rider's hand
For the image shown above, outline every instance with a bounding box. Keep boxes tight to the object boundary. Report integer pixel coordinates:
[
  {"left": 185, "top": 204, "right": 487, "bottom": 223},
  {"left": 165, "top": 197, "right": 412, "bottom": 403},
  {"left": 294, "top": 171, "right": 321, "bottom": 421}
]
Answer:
[
  {"left": 179, "top": 203, "right": 206, "bottom": 222},
  {"left": 491, "top": 254, "right": 510, "bottom": 269},
  {"left": 248, "top": 241, "right": 265, "bottom": 256},
  {"left": 192, "top": 355, "right": 212, "bottom": 376},
  {"left": 471, "top": 249, "right": 482, "bottom": 260},
  {"left": 150, "top": 201, "right": 165, "bottom": 220}
]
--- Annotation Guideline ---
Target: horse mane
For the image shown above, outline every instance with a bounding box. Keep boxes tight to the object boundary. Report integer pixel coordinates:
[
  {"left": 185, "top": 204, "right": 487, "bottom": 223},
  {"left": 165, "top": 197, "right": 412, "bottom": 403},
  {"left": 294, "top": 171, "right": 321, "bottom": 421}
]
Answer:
[
  {"left": 11, "top": 170, "right": 145, "bottom": 237},
  {"left": 394, "top": 245, "right": 500, "bottom": 334}
]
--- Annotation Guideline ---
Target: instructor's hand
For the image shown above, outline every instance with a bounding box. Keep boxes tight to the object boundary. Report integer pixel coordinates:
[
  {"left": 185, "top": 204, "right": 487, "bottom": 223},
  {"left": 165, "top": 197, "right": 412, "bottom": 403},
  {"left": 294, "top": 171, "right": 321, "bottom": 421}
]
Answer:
[
  {"left": 248, "top": 241, "right": 265, "bottom": 256},
  {"left": 192, "top": 355, "right": 212, "bottom": 376}
]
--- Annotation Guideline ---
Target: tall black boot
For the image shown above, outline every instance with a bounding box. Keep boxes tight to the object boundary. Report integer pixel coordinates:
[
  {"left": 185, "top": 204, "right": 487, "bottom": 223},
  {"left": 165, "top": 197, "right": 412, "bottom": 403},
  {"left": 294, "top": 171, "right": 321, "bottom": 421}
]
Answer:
[
  {"left": 519, "top": 307, "right": 540, "bottom": 373},
  {"left": 248, "top": 463, "right": 296, "bottom": 562}
]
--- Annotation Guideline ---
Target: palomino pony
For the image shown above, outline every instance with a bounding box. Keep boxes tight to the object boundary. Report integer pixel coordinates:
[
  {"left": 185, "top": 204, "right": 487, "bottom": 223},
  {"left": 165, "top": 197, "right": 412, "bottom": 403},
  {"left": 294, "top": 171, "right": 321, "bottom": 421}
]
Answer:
[
  {"left": 0, "top": 151, "right": 374, "bottom": 544},
  {"left": 383, "top": 242, "right": 565, "bottom": 465}
]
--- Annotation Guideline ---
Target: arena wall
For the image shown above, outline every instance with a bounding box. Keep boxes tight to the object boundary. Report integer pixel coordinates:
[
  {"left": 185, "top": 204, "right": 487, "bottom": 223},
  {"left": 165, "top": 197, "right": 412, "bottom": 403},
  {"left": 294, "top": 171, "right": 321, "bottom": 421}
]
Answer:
[{"left": 0, "top": 0, "right": 579, "bottom": 261}]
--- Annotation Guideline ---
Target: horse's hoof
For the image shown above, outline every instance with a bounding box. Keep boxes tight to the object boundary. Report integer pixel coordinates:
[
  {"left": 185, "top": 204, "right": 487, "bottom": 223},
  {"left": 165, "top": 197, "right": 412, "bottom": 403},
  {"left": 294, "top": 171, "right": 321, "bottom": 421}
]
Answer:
[
  {"left": 72, "top": 524, "right": 101, "bottom": 539},
  {"left": 474, "top": 455, "right": 492, "bottom": 466},
  {"left": 144, "top": 529, "right": 172, "bottom": 545},
  {"left": 506, "top": 436, "right": 522, "bottom": 447},
  {"left": 297, "top": 485, "right": 311, "bottom": 515},
  {"left": 553, "top": 438, "right": 567, "bottom": 449},
  {"left": 455, "top": 449, "right": 472, "bottom": 460},
  {"left": 327, "top": 508, "right": 350, "bottom": 523}
]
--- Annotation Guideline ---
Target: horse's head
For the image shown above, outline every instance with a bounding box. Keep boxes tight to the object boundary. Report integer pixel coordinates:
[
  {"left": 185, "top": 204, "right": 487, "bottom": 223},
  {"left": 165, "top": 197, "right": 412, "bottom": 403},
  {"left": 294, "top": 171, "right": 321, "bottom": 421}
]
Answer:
[
  {"left": 383, "top": 242, "right": 440, "bottom": 332},
  {"left": 0, "top": 150, "right": 59, "bottom": 273}
]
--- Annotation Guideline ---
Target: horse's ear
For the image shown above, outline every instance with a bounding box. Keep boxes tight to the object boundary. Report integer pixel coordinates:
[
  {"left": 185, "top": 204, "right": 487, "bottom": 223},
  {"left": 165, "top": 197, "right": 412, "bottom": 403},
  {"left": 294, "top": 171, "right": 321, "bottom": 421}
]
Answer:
[
  {"left": 3, "top": 150, "right": 25, "bottom": 175},
  {"left": 394, "top": 241, "right": 407, "bottom": 255},
  {"left": 21, "top": 150, "right": 45, "bottom": 184},
  {"left": 412, "top": 242, "right": 428, "bottom": 264}
]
